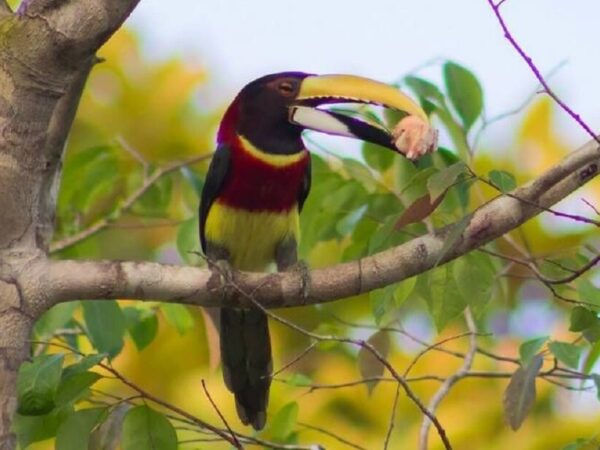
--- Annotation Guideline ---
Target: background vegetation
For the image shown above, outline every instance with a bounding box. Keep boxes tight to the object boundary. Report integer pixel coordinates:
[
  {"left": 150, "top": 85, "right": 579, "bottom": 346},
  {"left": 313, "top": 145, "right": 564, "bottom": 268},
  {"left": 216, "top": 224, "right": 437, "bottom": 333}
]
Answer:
[{"left": 13, "top": 22, "right": 600, "bottom": 450}]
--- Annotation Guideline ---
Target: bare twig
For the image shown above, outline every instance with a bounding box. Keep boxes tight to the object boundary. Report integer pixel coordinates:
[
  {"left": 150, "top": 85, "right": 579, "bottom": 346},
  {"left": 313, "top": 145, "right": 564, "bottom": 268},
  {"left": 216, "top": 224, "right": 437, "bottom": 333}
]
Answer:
[
  {"left": 116, "top": 136, "right": 149, "bottom": 174},
  {"left": 472, "top": 60, "right": 567, "bottom": 151},
  {"left": 270, "top": 342, "right": 318, "bottom": 379},
  {"left": 383, "top": 385, "right": 401, "bottom": 450},
  {"left": 419, "top": 310, "right": 477, "bottom": 450},
  {"left": 201, "top": 380, "right": 243, "bottom": 449},
  {"left": 50, "top": 152, "right": 212, "bottom": 253},
  {"left": 298, "top": 422, "right": 367, "bottom": 450},
  {"left": 582, "top": 198, "right": 600, "bottom": 216},
  {"left": 403, "top": 331, "right": 476, "bottom": 377},
  {"left": 487, "top": 0, "right": 600, "bottom": 143}
]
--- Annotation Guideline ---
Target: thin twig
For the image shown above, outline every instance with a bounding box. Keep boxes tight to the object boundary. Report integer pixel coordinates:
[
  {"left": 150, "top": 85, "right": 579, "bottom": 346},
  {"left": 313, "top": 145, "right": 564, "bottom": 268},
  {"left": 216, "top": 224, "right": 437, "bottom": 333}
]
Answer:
[
  {"left": 270, "top": 342, "right": 318, "bottom": 379},
  {"left": 418, "top": 310, "right": 477, "bottom": 450},
  {"left": 383, "top": 384, "right": 401, "bottom": 450},
  {"left": 403, "top": 331, "right": 476, "bottom": 377},
  {"left": 50, "top": 152, "right": 212, "bottom": 253},
  {"left": 582, "top": 198, "right": 600, "bottom": 216},
  {"left": 201, "top": 379, "right": 243, "bottom": 449},
  {"left": 487, "top": 0, "right": 600, "bottom": 143},
  {"left": 298, "top": 422, "right": 367, "bottom": 450},
  {"left": 472, "top": 60, "right": 567, "bottom": 151}
]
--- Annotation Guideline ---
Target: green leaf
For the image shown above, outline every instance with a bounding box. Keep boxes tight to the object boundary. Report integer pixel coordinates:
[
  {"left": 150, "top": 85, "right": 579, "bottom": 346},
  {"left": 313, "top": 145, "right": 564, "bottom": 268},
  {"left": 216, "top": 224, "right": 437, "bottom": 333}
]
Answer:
[
  {"left": 62, "top": 354, "right": 107, "bottom": 379},
  {"left": 56, "top": 407, "right": 108, "bottom": 450},
  {"left": 287, "top": 373, "right": 313, "bottom": 387},
  {"left": 341, "top": 158, "right": 377, "bottom": 193},
  {"left": 82, "top": 301, "right": 127, "bottom": 359},
  {"left": 73, "top": 151, "right": 121, "bottom": 214},
  {"left": 443, "top": 61, "right": 483, "bottom": 131},
  {"left": 357, "top": 331, "right": 391, "bottom": 394},
  {"left": 435, "top": 215, "right": 470, "bottom": 266},
  {"left": 13, "top": 408, "right": 72, "bottom": 449},
  {"left": 453, "top": 253, "right": 496, "bottom": 318},
  {"left": 432, "top": 105, "right": 471, "bottom": 158},
  {"left": 133, "top": 173, "right": 173, "bottom": 217},
  {"left": 519, "top": 336, "right": 548, "bottom": 366},
  {"left": 34, "top": 302, "right": 79, "bottom": 338},
  {"left": 419, "top": 263, "right": 466, "bottom": 331},
  {"left": 548, "top": 341, "right": 582, "bottom": 369},
  {"left": 404, "top": 76, "right": 445, "bottom": 104},
  {"left": 427, "top": 162, "right": 467, "bottom": 200},
  {"left": 123, "top": 307, "right": 159, "bottom": 351},
  {"left": 56, "top": 371, "right": 102, "bottom": 407},
  {"left": 160, "top": 303, "right": 194, "bottom": 335},
  {"left": 503, "top": 354, "right": 543, "bottom": 430},
  {"left": 592, "top": 374, "right": 600, "bottom": 402},
  {"left": 370, "top": 285, "right": 396, "bottom": 325},
  {"left": 488, "top": 170, "right": 516, "bottom": 192},
  {"left": 176, "top": 216, "right": 201, "bottom": 264},
  {"left": 577, "top": 279, "right": 600, "bottom": 306},
  {"left": 180, "top": 166, "right": 205, "bottom": 196},
  {"left": 270, "top": 402, "right": 299, "bottom": 442},
  {"left": 569, "top": 306, "right": 599, "bottom": 332},
  {"left": 583, "top": 341, "right": 600, "bottom": 374},
  {"left": 17, "top": 354, "right": 64, "bottom": 416},
  {"left": 362, "top": 141, "right": 394, "bottom": 172},
  {"left": 121, "top": 405, "right": 177, "bottom": 450},
  {"left": 393, "top": 276, "right": 416, "bottom": 307}
]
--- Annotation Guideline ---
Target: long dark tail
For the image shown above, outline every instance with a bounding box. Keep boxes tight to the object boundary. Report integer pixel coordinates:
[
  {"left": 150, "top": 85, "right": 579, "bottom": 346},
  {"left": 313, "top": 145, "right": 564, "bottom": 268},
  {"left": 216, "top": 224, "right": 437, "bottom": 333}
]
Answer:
[{"left": 220, "top": 307, "right": 272, "bottom": 430}]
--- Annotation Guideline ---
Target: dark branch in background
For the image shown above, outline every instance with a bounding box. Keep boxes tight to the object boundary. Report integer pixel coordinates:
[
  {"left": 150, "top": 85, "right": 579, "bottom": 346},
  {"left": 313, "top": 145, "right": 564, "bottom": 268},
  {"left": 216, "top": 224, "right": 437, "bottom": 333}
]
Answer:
[
  {"left": 487, "top": 0, "right": 600, "bottom": 144},
  {"left": 201, "top": 380, "right": 242, "bottom": 450}
]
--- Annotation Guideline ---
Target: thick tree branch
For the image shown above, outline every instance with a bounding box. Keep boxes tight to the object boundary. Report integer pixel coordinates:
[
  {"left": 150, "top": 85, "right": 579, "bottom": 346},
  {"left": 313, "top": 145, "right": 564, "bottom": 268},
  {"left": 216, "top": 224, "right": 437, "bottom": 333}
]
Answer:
[
  {"left": 18, "top": 0, "right": 140, "bottom": 60},
  {"left": 43, "top": 138, "right": 600, "bottom": 310},
  {"left": 0, "top": 1, "right": 10, "bottom": 15}
]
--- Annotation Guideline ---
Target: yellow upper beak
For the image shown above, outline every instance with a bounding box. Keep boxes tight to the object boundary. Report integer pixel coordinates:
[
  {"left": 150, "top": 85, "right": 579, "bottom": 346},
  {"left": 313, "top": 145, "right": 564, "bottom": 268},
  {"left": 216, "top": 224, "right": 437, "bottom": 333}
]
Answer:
[{"left": 296, "top": 74, "right": 428, "bottom": 122}]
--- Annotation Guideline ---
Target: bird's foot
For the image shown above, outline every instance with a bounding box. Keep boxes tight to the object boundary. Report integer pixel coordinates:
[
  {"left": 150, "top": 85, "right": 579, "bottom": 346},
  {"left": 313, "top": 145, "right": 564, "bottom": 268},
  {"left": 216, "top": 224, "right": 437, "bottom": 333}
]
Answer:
[{"left": 210, "top": 259, "right": 236, "bottom": 304}]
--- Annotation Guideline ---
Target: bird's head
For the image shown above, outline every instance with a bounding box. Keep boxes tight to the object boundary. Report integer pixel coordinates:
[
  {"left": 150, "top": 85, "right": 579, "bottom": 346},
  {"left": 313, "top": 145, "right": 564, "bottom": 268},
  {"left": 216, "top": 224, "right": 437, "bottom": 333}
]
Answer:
[{"left": 218, "top": 71, "right": 436, "bottom": 158}]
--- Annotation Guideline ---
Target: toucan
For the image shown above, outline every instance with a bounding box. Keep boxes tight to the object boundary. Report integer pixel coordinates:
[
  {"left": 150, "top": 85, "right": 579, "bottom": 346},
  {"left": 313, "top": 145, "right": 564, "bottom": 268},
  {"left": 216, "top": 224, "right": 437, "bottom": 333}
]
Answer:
[{"left": 199, "top": 72, "right": 433, "bottom": 430}]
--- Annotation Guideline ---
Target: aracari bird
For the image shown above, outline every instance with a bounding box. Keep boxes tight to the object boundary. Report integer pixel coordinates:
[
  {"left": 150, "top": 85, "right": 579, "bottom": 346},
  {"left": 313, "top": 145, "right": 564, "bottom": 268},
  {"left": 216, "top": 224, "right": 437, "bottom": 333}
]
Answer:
[{"left": 199, "top": 72, "right": 433, "bottom": 429}]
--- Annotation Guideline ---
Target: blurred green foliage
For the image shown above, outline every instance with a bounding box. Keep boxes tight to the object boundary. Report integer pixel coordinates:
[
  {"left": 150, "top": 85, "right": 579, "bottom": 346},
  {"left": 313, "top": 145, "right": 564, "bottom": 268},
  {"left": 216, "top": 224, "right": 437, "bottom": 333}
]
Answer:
[{"left": 14, "top": 28, "right": 600, "bottom": 450}]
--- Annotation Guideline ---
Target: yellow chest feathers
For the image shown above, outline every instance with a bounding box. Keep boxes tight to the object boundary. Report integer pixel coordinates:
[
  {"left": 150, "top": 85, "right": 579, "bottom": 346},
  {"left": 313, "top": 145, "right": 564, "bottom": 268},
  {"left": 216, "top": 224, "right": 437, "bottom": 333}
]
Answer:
[{"left": 204, "top": 201, "right": 299, "bottom": 271}]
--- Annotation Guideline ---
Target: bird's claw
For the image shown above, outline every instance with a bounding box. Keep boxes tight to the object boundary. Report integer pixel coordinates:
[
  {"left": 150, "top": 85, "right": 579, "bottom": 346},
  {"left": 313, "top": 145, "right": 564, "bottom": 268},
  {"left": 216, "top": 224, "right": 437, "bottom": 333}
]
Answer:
[{"left": 211, "top": 259, "right": 236, "bottom": 303}]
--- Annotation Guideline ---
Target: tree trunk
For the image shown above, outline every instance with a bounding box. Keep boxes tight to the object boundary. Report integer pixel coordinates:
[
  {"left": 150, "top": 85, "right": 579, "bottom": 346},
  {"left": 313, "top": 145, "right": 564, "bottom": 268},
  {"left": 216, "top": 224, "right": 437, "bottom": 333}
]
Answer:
[{"left": 0, "top": 1, "right": 140, "bottom": 445}]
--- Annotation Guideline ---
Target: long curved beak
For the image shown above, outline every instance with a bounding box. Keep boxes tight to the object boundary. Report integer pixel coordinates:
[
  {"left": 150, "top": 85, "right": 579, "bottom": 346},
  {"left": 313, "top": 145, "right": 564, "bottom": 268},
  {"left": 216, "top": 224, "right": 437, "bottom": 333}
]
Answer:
[{"left": 289, "top": 74, "right": 429, "bottom": 153}]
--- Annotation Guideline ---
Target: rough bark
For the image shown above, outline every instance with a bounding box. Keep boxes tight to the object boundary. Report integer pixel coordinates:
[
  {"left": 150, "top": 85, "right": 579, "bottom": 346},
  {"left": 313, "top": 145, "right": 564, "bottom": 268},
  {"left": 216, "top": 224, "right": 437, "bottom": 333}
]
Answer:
[{"left": 0, "top": 1, "right": 139, "bottom": 447}]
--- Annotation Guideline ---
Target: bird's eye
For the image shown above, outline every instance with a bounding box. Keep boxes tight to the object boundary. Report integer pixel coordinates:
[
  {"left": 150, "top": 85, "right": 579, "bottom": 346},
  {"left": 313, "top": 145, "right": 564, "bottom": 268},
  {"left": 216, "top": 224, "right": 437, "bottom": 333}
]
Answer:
[{"left": 278, "top": 81, "right": 295, "bottom": 95}]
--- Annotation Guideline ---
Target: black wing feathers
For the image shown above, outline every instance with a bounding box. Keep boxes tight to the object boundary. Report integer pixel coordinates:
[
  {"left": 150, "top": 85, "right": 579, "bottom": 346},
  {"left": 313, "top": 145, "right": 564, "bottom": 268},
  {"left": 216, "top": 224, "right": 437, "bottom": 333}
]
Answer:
[{"left": 199, "top": 145, "right": 231, "bottom": 252}]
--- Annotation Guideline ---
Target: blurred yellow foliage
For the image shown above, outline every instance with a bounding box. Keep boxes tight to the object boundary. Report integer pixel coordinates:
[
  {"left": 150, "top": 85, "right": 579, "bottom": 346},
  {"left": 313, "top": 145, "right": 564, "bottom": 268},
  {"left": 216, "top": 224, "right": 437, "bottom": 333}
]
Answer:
[{"left": 29, "top": 26, "right": 600, "bottom": 450}]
